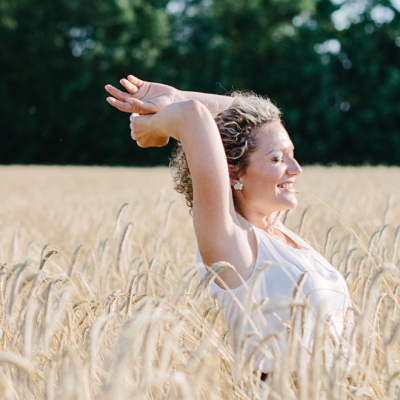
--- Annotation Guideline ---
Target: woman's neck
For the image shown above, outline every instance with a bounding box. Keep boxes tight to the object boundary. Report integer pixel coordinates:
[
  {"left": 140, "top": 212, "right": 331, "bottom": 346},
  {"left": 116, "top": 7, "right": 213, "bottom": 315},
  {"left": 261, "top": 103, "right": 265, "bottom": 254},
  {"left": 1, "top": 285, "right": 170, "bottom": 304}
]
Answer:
[{"left": 235, "top": 207, "right": 280, "bottom": 236}]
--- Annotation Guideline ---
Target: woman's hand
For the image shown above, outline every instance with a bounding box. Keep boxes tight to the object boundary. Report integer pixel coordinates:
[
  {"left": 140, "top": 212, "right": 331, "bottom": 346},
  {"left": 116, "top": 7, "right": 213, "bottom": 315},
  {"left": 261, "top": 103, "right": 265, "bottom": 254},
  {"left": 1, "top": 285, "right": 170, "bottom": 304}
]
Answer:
[
  {"left": 129, "top": 100, "right": 208, "bottom": 147},
  {"left": 130, "top": 113, "right": 170, "bottom": 148},
  {"left": 105, "top": 75, "right": 177, "bottom": 114},
  {"left": 106, "top": 75, "right": 235, "bottom": 116}
]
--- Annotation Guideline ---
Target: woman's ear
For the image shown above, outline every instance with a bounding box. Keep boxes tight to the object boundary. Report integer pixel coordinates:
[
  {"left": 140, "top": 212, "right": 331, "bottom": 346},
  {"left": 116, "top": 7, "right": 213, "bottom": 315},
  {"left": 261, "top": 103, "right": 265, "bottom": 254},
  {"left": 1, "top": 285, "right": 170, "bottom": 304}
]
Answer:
[{"left": 228, "top": 164, "right": 241, "bottom": 187}]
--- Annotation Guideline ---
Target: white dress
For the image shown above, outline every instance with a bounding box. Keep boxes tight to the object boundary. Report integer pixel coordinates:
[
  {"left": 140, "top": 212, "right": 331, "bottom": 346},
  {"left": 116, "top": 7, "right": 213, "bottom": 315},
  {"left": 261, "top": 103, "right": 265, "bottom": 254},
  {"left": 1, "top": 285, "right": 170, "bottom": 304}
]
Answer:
[{"left": 196, "top": 221, "right": 353, "bottom": 373}]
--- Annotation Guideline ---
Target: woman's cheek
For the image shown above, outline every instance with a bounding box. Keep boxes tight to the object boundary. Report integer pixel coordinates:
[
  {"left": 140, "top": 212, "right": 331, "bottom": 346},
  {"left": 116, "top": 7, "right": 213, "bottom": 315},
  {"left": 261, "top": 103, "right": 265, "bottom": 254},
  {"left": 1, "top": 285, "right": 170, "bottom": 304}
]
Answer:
[{"left": 265, "top": 164, "right": 284, "bottom": 181}]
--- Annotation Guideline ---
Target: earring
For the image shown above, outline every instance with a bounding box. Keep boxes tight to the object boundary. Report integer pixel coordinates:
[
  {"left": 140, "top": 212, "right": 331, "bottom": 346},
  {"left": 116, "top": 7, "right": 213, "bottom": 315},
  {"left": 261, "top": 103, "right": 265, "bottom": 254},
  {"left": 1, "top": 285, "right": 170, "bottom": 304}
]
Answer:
[{"left": 234, "top": 182, "right": 243, "bottom": 191}]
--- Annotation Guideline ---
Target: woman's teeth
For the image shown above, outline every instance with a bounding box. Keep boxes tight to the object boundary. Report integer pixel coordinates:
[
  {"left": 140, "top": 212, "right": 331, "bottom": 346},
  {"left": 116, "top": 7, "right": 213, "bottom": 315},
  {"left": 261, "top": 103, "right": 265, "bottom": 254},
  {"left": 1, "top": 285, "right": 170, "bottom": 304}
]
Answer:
[{"left": 277, "top": 183, "right": 294, "bottom": 189}]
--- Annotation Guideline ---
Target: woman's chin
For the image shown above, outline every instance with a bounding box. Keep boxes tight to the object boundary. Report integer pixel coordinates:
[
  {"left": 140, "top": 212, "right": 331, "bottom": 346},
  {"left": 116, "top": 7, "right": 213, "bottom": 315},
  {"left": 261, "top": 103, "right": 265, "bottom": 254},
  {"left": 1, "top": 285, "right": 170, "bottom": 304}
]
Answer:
[{"left": 279, "top": 198, "right": 298, "bottom": 210}]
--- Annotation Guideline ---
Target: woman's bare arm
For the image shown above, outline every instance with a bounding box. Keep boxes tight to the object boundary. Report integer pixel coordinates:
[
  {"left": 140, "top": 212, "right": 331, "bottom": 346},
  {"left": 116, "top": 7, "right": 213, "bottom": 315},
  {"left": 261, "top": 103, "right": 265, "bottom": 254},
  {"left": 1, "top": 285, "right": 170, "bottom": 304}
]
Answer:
[
  {"left": 175, "top": 91, "right": 234, "bottom": 116},
  {"left": 106, "top": 75, "right": 234, "bottom": 116},
  {"left": 130, "top": 100, "right": 254, "bottom": 288}
]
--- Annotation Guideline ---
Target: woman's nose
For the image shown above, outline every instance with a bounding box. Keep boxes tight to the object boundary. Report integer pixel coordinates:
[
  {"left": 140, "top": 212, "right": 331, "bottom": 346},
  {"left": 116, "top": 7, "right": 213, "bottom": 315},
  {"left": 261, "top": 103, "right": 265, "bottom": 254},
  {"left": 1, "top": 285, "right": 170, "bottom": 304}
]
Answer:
[{"left": 287, "top": 158, "right": 303, "bottom": 176}]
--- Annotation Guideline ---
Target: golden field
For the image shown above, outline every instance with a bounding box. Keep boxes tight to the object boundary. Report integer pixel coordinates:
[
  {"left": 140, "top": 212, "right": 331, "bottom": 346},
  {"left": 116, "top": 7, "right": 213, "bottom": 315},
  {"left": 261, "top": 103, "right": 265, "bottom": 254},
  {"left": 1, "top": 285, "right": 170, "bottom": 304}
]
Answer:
[{"left": 1, "top": 164, "right": 400, "bottom": 400}]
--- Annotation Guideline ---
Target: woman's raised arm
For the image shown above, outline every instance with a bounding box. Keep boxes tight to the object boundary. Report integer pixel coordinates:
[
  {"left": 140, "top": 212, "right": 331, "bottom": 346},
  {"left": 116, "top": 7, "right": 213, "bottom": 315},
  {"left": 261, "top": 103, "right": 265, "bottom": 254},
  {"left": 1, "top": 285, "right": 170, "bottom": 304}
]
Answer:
[
  {"left": 130, "top": 100, "right": 254, "bottom": 288},
  {"left": 106, "top": 75, "right": 234, "bottom": 116}
]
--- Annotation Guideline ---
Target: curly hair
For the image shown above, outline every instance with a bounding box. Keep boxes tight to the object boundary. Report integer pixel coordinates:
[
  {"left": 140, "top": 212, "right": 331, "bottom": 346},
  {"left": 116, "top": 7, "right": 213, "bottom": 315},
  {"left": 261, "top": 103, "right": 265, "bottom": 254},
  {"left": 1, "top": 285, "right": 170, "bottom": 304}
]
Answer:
[{"left": 170, "top": 92, "right": 282, "bottom": 211}]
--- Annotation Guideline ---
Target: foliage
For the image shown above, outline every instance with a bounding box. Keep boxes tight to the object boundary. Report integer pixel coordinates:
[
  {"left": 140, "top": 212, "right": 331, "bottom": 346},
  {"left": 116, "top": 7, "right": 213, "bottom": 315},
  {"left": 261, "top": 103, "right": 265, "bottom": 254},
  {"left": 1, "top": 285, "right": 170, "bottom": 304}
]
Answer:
[{"left": 0, "top": 0, "right": 399, "bottom": 165}]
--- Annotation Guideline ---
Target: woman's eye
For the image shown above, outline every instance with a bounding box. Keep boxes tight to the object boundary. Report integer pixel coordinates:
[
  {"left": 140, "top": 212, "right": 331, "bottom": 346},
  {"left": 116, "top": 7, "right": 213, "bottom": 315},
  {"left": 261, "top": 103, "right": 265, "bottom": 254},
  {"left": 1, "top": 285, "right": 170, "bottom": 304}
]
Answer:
[{"left": 272, "top": 157, "right": 282, "bottom": 163}]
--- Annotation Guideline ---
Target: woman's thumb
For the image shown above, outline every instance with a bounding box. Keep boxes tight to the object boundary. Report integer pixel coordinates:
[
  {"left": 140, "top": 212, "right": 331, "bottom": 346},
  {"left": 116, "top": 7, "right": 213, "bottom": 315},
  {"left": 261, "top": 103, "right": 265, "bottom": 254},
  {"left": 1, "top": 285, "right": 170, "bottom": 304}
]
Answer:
[{"left": 126, "top": 98, "right": 154, "bottom": 114}]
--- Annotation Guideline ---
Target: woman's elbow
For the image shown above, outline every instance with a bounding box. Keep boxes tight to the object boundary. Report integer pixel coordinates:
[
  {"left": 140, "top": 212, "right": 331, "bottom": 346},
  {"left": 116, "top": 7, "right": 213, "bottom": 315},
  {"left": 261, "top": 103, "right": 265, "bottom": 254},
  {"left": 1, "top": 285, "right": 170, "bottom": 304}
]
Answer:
[{"left": 177, "top": 99, "right": 210, "bottom": 119}]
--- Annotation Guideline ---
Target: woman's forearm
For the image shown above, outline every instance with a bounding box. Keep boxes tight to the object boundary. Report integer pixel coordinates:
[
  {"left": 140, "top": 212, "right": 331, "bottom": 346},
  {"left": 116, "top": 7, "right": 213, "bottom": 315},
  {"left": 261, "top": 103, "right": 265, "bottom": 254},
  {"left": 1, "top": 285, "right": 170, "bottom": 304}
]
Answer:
[
  {"left": 175, "top": 91, "right": 234, "bottom": 116},
  {"left": 106, "top": 76, "right": 234, "bottom": 115}
]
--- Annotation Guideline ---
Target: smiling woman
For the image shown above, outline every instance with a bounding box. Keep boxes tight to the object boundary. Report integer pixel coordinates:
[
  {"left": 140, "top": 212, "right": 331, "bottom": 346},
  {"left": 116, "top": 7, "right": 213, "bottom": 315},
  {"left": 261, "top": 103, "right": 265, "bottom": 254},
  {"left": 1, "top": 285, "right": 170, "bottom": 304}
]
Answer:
[
  {"left": 105, "top": 76, "right": 353, "bottom": 378},
  {"left": 170, "top": 93, "right": 305, "bottom": 257}
]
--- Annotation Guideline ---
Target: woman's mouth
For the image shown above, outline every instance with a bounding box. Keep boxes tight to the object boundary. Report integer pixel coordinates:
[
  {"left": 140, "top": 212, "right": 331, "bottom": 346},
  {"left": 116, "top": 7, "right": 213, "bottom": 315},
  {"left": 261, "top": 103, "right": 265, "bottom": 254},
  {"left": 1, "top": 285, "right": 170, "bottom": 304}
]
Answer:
[{"left": 277, "top": 182, "right": 295, "bottom": 192}]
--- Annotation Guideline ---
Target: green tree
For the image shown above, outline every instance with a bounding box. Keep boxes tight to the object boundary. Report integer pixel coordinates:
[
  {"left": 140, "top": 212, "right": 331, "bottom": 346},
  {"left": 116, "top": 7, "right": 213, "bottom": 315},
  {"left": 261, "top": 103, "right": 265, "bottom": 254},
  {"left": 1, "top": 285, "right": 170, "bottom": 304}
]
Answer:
[
  {"left": 1, "top": 0, "right": 399, "bottom": 165},
  {"left": 162, "top": 0, "right": 400, "bottom": 165},
  {"left": 0, "top": 0, "right": 172, "bottom": 165}
]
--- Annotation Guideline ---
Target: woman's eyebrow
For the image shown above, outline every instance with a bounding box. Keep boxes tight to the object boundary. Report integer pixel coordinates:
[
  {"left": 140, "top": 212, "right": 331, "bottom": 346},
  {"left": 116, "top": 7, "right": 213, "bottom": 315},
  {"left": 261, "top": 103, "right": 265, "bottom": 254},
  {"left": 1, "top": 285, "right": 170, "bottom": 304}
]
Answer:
[{"left": 266, "top": 145, "right": 294, "bottom": 156}]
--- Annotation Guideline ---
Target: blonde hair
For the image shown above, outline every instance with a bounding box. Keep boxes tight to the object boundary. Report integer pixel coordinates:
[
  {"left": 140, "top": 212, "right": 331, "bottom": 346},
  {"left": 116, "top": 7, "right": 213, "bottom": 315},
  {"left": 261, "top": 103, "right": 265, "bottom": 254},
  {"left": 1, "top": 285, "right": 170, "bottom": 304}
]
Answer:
[{"left": 170, "top": 92, "right": 282, "bottom": 211}]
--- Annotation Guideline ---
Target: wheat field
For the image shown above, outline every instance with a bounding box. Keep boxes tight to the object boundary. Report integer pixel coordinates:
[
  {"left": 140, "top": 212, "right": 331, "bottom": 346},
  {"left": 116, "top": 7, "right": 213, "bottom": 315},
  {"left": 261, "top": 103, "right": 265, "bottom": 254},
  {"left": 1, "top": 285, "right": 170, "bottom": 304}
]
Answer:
[{"left": 1, "top": 164, "right": 400, "bottom": 400}]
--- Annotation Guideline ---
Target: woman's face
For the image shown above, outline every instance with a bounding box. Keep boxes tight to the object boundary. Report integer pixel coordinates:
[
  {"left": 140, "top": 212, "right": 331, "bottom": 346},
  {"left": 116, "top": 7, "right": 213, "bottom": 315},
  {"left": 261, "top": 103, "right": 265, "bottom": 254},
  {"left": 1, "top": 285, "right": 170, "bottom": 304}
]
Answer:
[{"left": 233, "top": 121, "right": 303, "bottom": 216}]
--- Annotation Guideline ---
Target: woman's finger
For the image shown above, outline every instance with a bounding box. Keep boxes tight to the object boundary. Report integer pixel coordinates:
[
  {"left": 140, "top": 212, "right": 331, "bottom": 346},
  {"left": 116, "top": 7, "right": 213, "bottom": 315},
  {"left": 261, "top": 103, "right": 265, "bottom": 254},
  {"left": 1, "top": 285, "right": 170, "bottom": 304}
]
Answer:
[
  {"left": 129, "top": 113, "right": 139, "bottom": 135},
  {"left": 120, "top": 79, "right": 139, "bottom": 95},
  {"left": 126, "top": 98, "right": 156, "bottom": 115},
  {"left": 105, "top": 85, "right": 131, "bottom": 102},
  {"left": 130, "top": 122, "right": 138, "bottom": 140},
  {"left": 106, "top": 97, "right": 134, "bottom": 112},
  {"left": 127, "top": 75, "right": 144, "bottom": 87},
  {"left": 129, "top": 113, "right": 139, "bottom": 122},
  {"left": 130, "top": 113, "right": 147, "bottom": 139}
]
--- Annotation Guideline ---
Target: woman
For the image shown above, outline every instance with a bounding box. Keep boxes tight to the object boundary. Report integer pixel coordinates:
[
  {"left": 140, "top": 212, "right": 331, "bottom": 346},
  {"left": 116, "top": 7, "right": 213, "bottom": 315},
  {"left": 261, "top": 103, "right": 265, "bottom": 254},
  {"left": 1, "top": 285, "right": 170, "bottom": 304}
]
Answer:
[{"left": 105, "top": 76, "right": 353, "bottom": 376}]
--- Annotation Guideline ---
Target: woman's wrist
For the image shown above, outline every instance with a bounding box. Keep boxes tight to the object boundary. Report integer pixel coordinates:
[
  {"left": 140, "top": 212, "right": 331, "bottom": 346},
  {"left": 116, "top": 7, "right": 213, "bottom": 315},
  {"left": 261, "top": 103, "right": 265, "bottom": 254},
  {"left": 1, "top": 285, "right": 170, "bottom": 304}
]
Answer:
[
  {"left": 174, "top": 90, "right": 186, "bottom": 103},
  {"left": 174, "top": 90, "right": 234, "bottom": 115}
]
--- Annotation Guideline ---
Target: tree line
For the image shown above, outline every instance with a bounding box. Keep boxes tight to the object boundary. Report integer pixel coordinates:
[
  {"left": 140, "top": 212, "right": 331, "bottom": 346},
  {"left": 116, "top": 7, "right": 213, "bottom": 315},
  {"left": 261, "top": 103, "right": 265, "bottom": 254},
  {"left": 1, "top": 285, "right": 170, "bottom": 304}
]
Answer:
[{"left": 1, "top": 0, "right": 399, "bottom": 166}]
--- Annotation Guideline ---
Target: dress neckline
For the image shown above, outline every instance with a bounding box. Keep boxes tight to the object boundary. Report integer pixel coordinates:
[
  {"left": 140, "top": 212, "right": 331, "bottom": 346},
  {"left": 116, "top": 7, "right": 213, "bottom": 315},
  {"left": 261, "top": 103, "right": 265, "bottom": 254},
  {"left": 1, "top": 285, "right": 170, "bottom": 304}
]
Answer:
[{"left": 251, "top": 222, "right": 310, "bottom": 252}]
